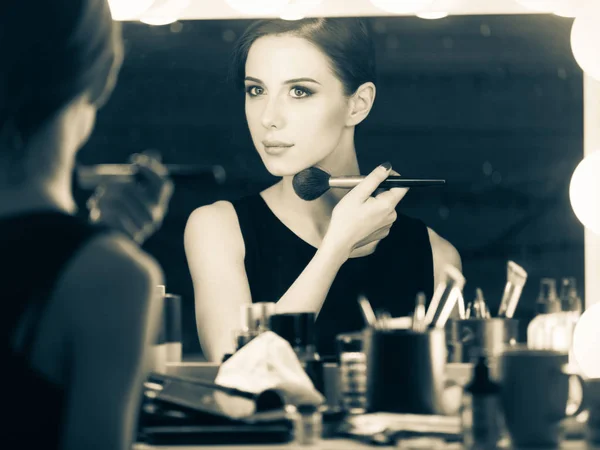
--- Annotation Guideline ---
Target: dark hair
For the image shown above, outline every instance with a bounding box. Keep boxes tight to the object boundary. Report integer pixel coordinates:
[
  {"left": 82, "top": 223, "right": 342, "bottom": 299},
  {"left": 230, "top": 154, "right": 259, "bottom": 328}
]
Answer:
[
  {"left": 230, "top": 17, "right": 377, "bottom": 97},
  {"left": 0, "top": 0, "right": 123, "bottom": 151}
]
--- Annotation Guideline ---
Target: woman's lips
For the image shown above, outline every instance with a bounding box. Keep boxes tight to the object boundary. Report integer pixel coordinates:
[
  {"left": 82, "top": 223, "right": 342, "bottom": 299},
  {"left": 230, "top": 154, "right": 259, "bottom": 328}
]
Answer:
[{"left": 263, "top": 143, "right": 294, "bottom": 156}]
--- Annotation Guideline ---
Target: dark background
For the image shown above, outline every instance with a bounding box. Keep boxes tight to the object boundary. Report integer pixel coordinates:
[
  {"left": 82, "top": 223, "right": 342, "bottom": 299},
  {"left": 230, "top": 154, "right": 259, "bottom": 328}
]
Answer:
[{"left": 74, "top": 14, "right": 585, "bottom": 358}]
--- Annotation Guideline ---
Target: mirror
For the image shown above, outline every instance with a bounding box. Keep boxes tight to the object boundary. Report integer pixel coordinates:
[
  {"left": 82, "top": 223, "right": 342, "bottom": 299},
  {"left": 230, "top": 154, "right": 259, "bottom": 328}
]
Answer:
[{"left": 78, "top": 14, "right": 584, "bottom": 357}]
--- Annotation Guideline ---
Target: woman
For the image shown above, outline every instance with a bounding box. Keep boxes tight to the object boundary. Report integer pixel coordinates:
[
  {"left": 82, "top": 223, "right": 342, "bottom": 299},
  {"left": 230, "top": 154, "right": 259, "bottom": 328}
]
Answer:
[
  {"left": 1, "top": 1, "right": 172, "bottom": 449},
  {"left": 185, "top": 18, "right": 461, "bottom": 362}
]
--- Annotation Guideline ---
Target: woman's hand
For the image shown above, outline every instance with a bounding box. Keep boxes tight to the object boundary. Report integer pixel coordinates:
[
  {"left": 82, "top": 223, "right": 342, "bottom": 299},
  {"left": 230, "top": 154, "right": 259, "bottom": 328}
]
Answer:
[
  {"left": 323, "top": 162, "right": 408, "bottom": 259},
  {"left": 87, "top": 152, "right": 174, "bottom": 244}
]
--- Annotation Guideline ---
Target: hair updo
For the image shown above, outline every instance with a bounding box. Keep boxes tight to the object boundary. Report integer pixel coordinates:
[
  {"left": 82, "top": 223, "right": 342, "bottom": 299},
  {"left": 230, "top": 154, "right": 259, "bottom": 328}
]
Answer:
[
  {"left": 230, "top": 17, "right": 377, "bottom": 97},
  {"left": 0, "top": 0, "right": 123, "bottom": 151}
]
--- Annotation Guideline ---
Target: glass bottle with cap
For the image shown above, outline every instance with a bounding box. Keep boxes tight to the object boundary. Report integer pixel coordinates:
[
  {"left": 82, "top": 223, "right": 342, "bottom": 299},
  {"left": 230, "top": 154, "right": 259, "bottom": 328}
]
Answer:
[
  {"left": 528, "top": 278, "right": 578, "bottom": 351},
  {"left": 223, "top": 302, "right": 276, "bottom": 363},
  {"left": 150, "top": 285, "right": 168, "bottom": 373},
  {"left": 288, "top": 403, "right": 323, "bottom": 446},
  {"left": 528, "top": 278, "right": 562, "bottom": 350},
  {"left": 243, "top": 302, "right": 276, "bottom": 344},
  {"left": 535, "top": 278, "right": 561, "bottom": 314},
  {"left": 461, "top": 356, "right": 503, "bottom": 449},
  {"left": 559, "top": 277, "right": 582, "bottom": 314},
  {"left": 163, "top": 293, "right": 182, "bottom": 364},
  {"left": 559, "top": 277, "right": 583, "bottom": 363}
]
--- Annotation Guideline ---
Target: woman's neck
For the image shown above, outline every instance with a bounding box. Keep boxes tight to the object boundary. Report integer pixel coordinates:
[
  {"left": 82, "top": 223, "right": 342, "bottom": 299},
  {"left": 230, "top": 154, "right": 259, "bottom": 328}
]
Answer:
[
  {"left": 0, "top": 122, "right": 78, "bottom": 219},
  {"left": 0, "top": 173, "right": 77, "bottom": 219}
]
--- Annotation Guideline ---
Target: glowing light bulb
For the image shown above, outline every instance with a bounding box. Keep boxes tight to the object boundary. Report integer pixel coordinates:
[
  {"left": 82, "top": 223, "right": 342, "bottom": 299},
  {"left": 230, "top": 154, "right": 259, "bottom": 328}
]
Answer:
[
  {"left": 572, "top": 303, "right": 600, "bottom": 378},
  {"left": 225, "top": 0, "right": 289, "bottom": 16},
  {"left": 515, "top": 0, "right": 573, "bottom": 12},
  {"left": 140, "top": 0, "right": 190, "bottom": 25},
  {"left": 369, "top": 0, "right": 436, "bottom": 14},
  {"left": 570, "top": 151, "right": 600, "bottom": 235},
  {"left": 279, "top": 0, "right": 324, "bottom": 20},
  {"left": 108, "top": 0, "right": 155, "bottom": 20},
  {"left": 416, "top": 0, "right": 461, "bottom": 19},
  {"left": 571, "top": 1, "right": 600, "bottom": 82},
  {"left": 553, "top": 0, "right": 586, "bottom": 17},
  {"left": 417, "top": 11, "right": 449, "bottom": 19}
]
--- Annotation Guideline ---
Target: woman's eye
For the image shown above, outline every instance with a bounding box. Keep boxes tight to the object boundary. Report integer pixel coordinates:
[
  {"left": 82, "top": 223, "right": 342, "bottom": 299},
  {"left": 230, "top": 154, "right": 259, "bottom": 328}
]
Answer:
[
  {"left": 290, "top": 86, "right": 312, "bottom": 98},
  {"left": 246, "top": 86, "right": 264, "bottom": 96}
]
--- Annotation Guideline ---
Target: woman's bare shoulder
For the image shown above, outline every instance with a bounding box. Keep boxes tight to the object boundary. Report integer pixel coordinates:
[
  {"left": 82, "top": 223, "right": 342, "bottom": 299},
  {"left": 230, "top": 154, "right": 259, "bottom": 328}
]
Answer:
[
  {"left": 185, "top": 200, "right": 238, "bottom": 230},
  {"left": 77, "top": 233, "right": 161, "bottom": 281},
  {"left": 184, "top": 200, "right": 245, "bottom": 257},
  {"left": 427, "top": 227, "right": 462, "bottom": 271},
  {"left": 54, "top": 232, "right": 164, "bottom": 320}
]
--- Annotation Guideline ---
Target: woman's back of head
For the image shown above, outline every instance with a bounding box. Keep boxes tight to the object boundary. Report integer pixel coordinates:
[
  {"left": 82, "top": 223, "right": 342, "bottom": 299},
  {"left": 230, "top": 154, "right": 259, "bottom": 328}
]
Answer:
[{"left": 0, "top": 0, "right": 122, "bottom": 159}]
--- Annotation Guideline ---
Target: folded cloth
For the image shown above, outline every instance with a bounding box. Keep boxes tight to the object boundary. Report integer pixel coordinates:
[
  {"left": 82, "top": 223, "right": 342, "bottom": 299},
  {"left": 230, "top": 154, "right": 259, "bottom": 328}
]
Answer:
[{"left": 215, "top": 331, "right": 325, "bottom": 410}]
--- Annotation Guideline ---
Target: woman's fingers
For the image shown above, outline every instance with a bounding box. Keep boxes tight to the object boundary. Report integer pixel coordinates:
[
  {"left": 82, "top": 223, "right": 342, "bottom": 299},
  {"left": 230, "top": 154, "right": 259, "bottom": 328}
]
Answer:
[
  {"left": 132, "top": 154, "right": 173, "bottom": 201},
  {"left": 375, "top": 186, "right": 409, "bottom": 206},
  {"left": 347, "top": 163, "right": 392, "bottom": 203},
  {"left": 353, "top": 223, "right": 394, "bottom": 249}
]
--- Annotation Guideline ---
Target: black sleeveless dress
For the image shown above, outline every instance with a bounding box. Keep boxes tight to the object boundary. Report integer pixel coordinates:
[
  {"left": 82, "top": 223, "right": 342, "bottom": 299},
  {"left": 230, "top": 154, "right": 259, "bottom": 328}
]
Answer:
[
  {"left": 231, "top": 194, "right": 435, "bottom": 357},
  {"left": 0, "top": 210, "right": 110, "bottom": 449}
]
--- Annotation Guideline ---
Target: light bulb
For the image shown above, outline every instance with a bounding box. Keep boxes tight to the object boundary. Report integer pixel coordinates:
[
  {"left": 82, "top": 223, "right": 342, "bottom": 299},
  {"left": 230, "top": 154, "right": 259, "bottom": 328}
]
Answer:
[
  {"left": 417, "top": 11, "right": 449, "bottom": 19},
  {"left": 553, "top": 0, "right": 586, "bottom": 17},
  {"left": 108, "top": 0, "right": 155, "bottom": 20},
  {"left": 570, "top": 151, "right": 600, "bottom": 235},
  {"left": 140, "top": 0, "right": 190, "bottom": 25},
  {"left": 279, "top": 0, "right": 324, "bottom": 20},
  {"left": 571, "top": 1, "right": 600, "bottom": 81},
  {"left": 369, "top": 0, "right": 436, "bottom": 14},
  {"left": 515, "top": 0, "right": 573, "bottom": 12},
  {"left": 416, "top": 0, "right": 461, "bottom": 19},
  {"left": 225, "top": 0, "right": 289, "bottom": 16},
  {"left": 572, "top": 303, "right": 600, "bottom": 378}
]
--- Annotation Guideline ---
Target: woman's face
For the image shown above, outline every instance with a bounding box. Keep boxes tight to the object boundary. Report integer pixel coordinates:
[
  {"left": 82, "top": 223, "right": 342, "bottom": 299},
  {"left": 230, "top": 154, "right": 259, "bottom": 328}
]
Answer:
[{"left": 244, "top": 35, "right": 351, "bottom": 177}]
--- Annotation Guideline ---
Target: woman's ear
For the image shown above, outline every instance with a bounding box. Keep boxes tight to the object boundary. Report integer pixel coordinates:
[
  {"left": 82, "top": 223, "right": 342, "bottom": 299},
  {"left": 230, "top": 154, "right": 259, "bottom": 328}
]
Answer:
[{"left": 346, "top": 82, "right": 376, "bottom": 127}]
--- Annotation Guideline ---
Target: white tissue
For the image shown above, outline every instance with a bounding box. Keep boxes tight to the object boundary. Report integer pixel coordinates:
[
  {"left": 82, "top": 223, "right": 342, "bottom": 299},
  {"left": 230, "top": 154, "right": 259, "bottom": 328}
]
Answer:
[{"left": 215, "top": 331, "right": 325, "bottom": 410}]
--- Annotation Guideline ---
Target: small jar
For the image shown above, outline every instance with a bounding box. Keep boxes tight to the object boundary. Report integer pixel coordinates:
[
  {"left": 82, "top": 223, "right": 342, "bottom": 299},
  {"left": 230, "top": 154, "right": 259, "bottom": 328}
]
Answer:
[
  {"left": 588, "top": 406, "right": 600, "bottom": 447},
  {"left": 288, "top": 404, "right": 323, "bottom": 446}
]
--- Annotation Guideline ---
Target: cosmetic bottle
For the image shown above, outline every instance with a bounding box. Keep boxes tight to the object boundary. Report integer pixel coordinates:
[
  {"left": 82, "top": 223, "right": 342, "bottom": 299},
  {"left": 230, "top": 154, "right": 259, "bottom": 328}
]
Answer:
[
  {"left": 461, "top": 357, "right": 503, "bottom": 449},
  {"left": 233, "top": 302, "right": 277, "bottom": 352},
  {"left": 528, "top": 278, "right": 578, "bottom": 352},
  {"left": 288, "top": 404, "right": 323, "bottom": 446}
]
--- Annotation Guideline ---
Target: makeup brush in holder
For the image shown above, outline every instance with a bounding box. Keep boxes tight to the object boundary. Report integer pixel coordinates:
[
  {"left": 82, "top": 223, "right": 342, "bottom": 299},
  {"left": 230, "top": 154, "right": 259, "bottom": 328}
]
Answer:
[{"left": 292, "top": 166, "right": 446, "bottom": 201}]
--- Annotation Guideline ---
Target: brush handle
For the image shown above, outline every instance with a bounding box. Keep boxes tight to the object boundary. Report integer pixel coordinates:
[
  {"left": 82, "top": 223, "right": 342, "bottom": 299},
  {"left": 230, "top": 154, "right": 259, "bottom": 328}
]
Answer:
[
  {"left": 76, "top": 164, "right": 227, "bottom": 189},
  {"left": 329, "top": 176, "right": 445, "bottom": 189}
]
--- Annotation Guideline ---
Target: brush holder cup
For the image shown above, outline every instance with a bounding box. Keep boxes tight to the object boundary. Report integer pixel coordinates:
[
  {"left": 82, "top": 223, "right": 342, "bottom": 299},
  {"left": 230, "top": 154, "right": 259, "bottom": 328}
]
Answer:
[
  {"left": 364, "top": 327, "right": 455, "bottom": 415},
  {"left": 446, "top": 318, "right": 519, "bottom": 376}
]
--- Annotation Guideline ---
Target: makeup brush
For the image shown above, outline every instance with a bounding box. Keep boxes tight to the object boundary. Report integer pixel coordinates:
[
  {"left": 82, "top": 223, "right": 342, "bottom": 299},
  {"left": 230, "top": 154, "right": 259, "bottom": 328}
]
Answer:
[
  {"left": 76, "top": 164, "right": 227, "bottom": 189},
  {"left": 292, "top": 166, "right": 446, "bottom": 201},
  {"left": 357, "top": 294, "right": 378, "bottom": 328}
]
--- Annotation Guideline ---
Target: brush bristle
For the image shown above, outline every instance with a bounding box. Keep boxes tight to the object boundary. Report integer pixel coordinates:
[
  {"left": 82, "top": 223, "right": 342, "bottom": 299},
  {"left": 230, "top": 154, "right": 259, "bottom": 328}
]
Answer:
[{"left": 292, "top": 167, "right": 331, "bottom": 201}]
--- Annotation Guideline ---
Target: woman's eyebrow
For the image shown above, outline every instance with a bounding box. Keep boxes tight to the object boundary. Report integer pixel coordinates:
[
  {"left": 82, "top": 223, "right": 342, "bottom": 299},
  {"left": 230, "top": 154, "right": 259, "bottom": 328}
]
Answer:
[{"left": 244, "top": 76, "right": 322, "bottom": 85}]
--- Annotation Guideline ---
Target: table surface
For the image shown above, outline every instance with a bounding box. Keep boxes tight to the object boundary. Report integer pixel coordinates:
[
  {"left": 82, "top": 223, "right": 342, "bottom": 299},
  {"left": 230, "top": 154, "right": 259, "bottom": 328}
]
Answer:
[
  {"left": 134, "top": 439, "right": 395, "bottom": 449},
  {"left": 140, "top": 362, "right": 594, "bottom": 449},
  {"left": 134, "top": 438, "right": 592, "bottom": 449}
]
